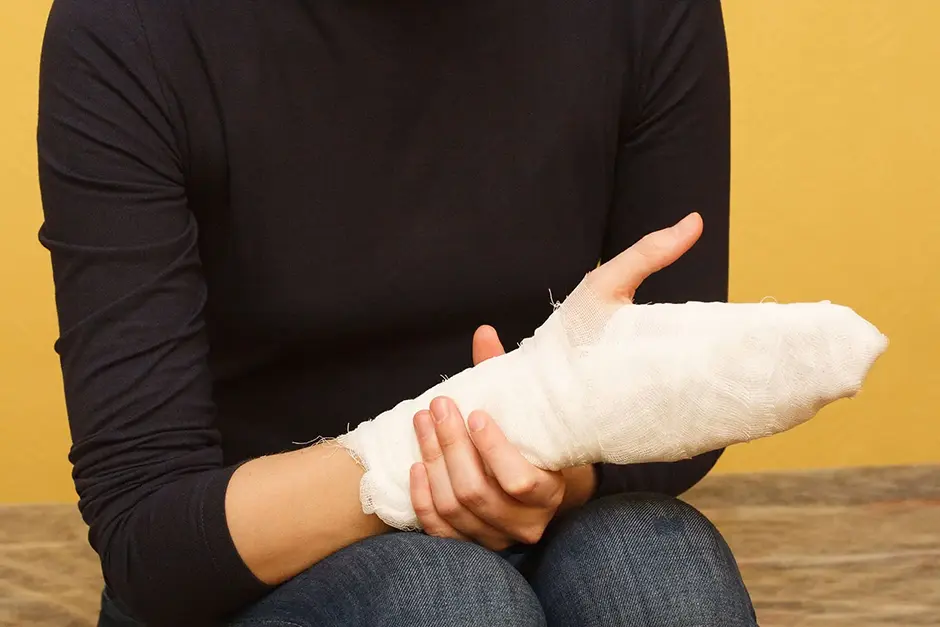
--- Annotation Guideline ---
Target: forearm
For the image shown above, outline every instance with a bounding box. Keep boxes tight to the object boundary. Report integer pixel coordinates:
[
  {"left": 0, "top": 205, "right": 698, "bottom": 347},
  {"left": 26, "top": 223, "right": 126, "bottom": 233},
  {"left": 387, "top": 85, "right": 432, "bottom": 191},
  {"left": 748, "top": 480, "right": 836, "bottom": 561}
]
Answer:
[
  {"left": 226, "top": 443, "right": 389, "bottom": 585},
  {"left": 225, "top": 437, "right": 592, "bottom": 583}
]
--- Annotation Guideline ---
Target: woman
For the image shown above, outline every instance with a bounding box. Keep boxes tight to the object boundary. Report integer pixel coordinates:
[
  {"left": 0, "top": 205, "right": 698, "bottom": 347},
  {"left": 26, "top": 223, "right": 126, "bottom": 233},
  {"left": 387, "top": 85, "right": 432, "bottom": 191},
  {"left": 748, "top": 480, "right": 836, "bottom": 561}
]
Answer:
[{"left": 37, "top": 0, "right": 753, "bottom": 624}]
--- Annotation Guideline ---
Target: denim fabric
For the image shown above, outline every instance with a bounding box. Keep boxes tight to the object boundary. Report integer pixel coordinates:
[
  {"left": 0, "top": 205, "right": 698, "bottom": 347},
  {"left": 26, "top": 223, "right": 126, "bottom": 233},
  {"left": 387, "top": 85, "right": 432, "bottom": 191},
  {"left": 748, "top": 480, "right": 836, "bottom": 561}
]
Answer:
[
  {"left": 227, "top": 533, "right": 545, "bottom": 627},
  {"left": 525, "top": 494, "right": 758, "bottom": 627},
  {"left": 99, "top": 494, "right": 757, "bottom": 627}
]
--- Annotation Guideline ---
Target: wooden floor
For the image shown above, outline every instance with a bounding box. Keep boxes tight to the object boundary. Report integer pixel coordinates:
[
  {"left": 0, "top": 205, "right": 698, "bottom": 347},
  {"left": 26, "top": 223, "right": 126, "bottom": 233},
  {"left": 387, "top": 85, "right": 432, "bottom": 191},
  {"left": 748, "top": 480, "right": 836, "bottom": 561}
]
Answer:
[
  {"left": 687, "top": 466, "right": 940, "bottom": 627},
  {"left": 1, "top": 465, "right": 938, "bottom": 626}
]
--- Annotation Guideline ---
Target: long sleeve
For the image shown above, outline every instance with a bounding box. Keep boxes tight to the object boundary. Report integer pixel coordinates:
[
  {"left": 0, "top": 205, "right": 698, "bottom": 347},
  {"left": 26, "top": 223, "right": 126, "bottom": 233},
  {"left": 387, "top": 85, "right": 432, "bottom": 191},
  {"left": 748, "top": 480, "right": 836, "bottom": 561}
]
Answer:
[
  {"left": 594, "top": 0, "right": 731, "bottom": 498},
  {"left": 37, "top": 1, "right": 270, "bottom": 623}
]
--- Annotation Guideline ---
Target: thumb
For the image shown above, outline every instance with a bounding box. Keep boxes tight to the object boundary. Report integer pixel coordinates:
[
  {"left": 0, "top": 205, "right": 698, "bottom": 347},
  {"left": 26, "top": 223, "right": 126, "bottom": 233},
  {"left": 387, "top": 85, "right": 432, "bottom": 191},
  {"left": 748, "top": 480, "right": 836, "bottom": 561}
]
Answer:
[
  {"left": 589, "top": 212, "right": 703, "bottom": 303},
  {"left": 472, "top": 325, "right": 506, "bottom": 365}
]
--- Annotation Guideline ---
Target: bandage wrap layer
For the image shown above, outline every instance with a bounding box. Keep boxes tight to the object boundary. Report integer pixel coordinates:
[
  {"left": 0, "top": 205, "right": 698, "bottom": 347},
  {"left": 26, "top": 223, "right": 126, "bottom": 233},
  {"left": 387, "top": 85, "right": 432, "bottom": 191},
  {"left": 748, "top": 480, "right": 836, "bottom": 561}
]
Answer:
[{"left": 338, "top": 278, "right": 888, "bottom": 530}]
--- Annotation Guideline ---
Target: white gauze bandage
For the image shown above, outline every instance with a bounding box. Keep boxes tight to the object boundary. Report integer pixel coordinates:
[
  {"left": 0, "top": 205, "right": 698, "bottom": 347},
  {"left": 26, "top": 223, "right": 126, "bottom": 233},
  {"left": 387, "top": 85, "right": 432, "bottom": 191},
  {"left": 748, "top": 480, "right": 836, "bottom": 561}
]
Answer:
[{"left": 338, "top": 277, "right": 888, "bottom": 530}]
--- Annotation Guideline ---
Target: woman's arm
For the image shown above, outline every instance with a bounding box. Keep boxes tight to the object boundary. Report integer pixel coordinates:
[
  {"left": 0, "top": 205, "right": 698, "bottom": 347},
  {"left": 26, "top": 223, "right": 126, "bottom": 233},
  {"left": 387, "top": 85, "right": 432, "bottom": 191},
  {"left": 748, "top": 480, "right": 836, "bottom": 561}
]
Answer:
[
  {"left": 39, "top": 2, "right": 386, "bottom": 624},
  {"left": 597, "top": 0, "right": 731, "bottom": 497},
  {"left": 225, "top": 446, "right": 388, "bottom": 587}
]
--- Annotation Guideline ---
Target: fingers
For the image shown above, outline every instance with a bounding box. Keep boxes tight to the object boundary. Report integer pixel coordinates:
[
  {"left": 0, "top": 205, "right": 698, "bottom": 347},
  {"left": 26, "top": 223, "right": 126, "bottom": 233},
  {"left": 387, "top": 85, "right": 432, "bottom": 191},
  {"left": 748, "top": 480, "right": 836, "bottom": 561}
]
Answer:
[
  {"left": 430, "top": 399, "right": 542, "bottom": 530},
  {"left": 428, "top": 399, "right": 492, "bottom": 507},
  {"left": 410, "top": 462, "right": 468, "bottom": 541},
  {"left": 413, "top": 399, "right": 556, "bottom": 547},
  {"left": 412, "top": 407, "right": 511, "bottom": 549},
  {"left": 589, "top": 212, "right": 703, "bottom": 302},
  {"left": 467, "top": 410, "right": 565, "bottom": 510},
  {"left": 472, "top": 325, "right": 505, "bottom": 365}
]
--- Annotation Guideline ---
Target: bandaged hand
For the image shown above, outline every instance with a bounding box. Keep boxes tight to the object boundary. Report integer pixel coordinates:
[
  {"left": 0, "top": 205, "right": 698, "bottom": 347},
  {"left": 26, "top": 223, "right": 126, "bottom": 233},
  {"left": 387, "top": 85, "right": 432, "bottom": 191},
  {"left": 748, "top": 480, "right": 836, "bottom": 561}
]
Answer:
[
  {"left": 340, "top": 213, "right": 888, "bottom": 530},
  {"left": 410, "top": 327, "right": 596, "bottom": 550},
  {"left": 406, "top": 215, "right": 700, "bottom": 545}
]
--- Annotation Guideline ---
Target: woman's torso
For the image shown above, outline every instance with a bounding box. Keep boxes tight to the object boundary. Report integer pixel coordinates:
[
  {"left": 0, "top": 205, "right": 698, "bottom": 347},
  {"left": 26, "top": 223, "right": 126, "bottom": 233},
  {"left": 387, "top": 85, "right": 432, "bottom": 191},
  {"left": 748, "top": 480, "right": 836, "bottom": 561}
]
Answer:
[{"left": 138, "top": 0, "right": 634, "bottom": 462}]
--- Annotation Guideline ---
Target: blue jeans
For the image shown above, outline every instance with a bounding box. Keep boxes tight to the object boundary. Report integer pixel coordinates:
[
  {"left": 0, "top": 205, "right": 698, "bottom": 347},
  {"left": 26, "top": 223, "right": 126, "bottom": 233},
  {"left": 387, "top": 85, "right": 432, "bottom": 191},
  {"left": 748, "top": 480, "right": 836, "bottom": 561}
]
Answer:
[{"left": 99, "top": 494, "right": 757, "bottom": 626}]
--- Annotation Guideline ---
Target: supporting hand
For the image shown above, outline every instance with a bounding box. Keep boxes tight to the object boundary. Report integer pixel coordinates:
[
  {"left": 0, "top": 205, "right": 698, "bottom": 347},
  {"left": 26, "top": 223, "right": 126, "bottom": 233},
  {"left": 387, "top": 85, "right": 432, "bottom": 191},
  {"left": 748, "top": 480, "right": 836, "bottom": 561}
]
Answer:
[{"left": 409, "top": 327, "right": 569, "bottom": 549}]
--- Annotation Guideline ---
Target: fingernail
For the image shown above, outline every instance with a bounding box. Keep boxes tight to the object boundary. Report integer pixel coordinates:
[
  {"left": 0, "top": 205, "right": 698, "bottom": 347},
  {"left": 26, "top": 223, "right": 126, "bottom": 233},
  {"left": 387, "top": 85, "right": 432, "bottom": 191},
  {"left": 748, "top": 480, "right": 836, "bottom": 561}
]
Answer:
[
  {"left": 414, "top": 411, "right": 433, "bottom": 437},
  {"left": 676, "top": 213, "right": 699, "bottom": 235},
  {"left": 431, "top": 398, "right": 449, "bottom": 424},
  {"left": 468, "top": 412, "right": 486, "bottom": 433}
]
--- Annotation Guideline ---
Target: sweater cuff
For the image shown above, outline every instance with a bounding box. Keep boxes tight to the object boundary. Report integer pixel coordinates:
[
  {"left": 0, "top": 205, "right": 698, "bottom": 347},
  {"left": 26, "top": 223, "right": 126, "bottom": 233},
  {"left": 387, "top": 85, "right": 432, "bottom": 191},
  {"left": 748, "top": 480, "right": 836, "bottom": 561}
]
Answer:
[{"left": 199, "top": 462, "right": 274, "bottom": 616}]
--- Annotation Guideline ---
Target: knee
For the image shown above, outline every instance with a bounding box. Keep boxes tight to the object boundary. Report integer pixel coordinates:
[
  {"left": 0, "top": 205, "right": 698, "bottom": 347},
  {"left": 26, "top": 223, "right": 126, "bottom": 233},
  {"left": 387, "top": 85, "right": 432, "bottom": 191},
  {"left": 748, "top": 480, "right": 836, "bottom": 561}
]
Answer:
[
  {"left": 362, "top": 533, "right": 543, "bottom": 622},
  {"left": 555, "top": 493, "right": 730, "bottom": 564},
  {"left": 532, "top": 494, "right": 753, "bottom": 626},
  {"left": 233, "top": 533, "right": 545, "bottom": 627}
]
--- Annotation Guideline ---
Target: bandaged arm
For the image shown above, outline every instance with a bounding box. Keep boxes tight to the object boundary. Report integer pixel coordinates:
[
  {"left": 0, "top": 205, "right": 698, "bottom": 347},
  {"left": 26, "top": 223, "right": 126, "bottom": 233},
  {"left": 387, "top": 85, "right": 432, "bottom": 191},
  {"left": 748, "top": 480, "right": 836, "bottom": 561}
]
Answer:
[
  {"left": 340, "top": 279, "right": 888, "bottom": 530},
  {"left": 595, "top": 0, "right": 733, "bottom": 498}
]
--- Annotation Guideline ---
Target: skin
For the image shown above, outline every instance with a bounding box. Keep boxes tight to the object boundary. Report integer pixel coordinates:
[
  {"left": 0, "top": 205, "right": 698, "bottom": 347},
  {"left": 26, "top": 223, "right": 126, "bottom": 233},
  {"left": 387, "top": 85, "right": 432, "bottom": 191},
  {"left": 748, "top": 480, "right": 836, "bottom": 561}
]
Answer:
[
  {"left": 225, "top": 212, "right": 704, "bottom": 585},
  {"left": 410, "top": 326, "right": 596, "bottom": 550}
]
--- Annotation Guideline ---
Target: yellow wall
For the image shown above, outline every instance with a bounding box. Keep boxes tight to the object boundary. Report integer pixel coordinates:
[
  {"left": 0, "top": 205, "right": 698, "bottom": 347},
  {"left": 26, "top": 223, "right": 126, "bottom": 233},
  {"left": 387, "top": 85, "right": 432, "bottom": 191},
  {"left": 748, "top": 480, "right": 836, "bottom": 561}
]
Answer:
[
  {"left": 1, "top": 1, "right": 938, "bottom": 503},
  {"left": 717, "top": 1, "right": 940, "bottom": 472},
  {"left": 1, "top": 2, "right": 76, "bottom": 503}
]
